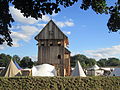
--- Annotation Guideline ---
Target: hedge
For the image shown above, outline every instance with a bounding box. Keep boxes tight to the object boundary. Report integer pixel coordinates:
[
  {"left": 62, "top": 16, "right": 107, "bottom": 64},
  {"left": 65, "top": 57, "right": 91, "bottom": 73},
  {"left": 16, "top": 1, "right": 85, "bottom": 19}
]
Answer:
[{"left": 0, "top": 76, "right": 120, "bottom": 90}]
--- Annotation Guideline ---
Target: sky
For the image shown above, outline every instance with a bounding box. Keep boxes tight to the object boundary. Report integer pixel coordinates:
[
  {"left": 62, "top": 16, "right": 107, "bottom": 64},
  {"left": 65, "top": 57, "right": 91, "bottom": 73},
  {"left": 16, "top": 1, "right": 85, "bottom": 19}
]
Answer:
[{"left": 0, "top": 1, "right": 120, "bottom": 61}]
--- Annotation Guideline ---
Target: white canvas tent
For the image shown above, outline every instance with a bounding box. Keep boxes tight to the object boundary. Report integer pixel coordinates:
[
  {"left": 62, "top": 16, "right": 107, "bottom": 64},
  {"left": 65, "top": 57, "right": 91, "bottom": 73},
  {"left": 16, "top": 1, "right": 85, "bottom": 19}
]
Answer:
[
  {"left": 71, "top": 61, "right": 86, "bottom": 77},
  {"left": 0, "top": 59, "right": 21, "bottom": 77},
  {"left": 90, "top": 64, "right": 99, "bottom": 70},
  {"left": 110, "top": 68, "right": 120, "bottom": 76},
  {"left": 32, "top": 64, "right": 57, "bottom": 76}
]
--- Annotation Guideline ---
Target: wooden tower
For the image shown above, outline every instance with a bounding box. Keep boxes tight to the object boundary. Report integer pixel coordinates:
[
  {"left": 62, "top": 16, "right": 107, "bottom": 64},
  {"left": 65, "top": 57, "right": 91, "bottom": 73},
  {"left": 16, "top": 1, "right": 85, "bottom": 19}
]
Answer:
[{"left": 35, "top": 20, "right": 71, "bottom": 76}]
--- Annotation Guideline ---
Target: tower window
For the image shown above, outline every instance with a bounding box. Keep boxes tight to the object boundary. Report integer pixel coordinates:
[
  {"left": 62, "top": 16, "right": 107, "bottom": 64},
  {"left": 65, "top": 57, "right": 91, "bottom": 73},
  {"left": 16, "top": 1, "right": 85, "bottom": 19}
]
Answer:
[
  {"left": 41, "top": 42, "right": 44, "bottom": 46},
  {"left": 58, "top": 41, "right": 61, "bottom": 46},
  {"left": 58, "top": 55, "right": 61, "bottom": 59},
  {"left": 49, "top": 41, "right": 53, "bottom": 46}
]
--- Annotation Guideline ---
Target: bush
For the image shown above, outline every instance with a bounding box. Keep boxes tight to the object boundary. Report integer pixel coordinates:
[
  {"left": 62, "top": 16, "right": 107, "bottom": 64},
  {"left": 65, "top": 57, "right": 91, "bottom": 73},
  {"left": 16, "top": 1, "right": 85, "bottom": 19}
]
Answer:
[{"left": 0, "top": 76, "right": 120, "bottom": 90}]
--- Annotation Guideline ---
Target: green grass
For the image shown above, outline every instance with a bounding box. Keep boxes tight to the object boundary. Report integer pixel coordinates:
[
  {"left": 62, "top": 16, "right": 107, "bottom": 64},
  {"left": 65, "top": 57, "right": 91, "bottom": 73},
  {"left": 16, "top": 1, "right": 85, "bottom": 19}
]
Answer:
[{"left": 0, "top": 76, "right": 120, "bottom": 90}]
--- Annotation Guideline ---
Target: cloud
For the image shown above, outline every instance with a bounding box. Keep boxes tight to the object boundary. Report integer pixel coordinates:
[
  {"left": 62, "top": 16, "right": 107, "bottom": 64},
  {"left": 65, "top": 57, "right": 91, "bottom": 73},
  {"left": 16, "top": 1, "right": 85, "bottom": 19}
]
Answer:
[
  {"left": 9, "top": 6, "right": 50, "bottom": 24},
  {"left": 0, "top": 46, "right": 5, "bottom": 50},
  {"left": 11, "top": 25, "right": 21, "bottom": 30},
  {"left": 12, "top": 39, "right": 20, "bottom": 47},
  {"left": 65, "top": 21, "right": 74, "bottom": 27},
  {"left": 11, "top": 32, "right": 28, "bottom": 41},
  {"left": 84, "top": 45, "right": 120, "bottom": 60},
  {"left": 63, "top": 31, "right": 71, "bottom": 35},
  {"left": 11, "top": 25, "right": 39, "bottom": 46},
  {"left": 12, "top": 25, "right": 39, "bottom": 41},
  {"left": 0, "top": 43, "right": 9, "bottom": 50},
  {"left": 37, "top": 24, "right": 46, "bottom": 27},
  {"left": 71, "top": 51, "right": 81, "bottom": 56},
  {"left": 40, "top": 15, "right": 50, "bottom": 22},
  {"left": 21, "top": 25, "right": 39, "bottom": 39},
  {"left": 6, "top": 6, "right": 74, "bottom": 50},
  {"left": 9, "top": 6, "right": 74, "bottom": 28},
  {"left": 55, "top": 21, "right": 65, "bottom": 28},
  {"left": 54, "top": 20, "right": 74, "bottom": 28},
  {"left": 30, "top": 56, "right": 37, "bottom": 61},
  {"left": 36, "top": 19, "right": 74, "bottom": 29},
  {"left": 9, "top": 6, "right": 38, "bottom": 24}
]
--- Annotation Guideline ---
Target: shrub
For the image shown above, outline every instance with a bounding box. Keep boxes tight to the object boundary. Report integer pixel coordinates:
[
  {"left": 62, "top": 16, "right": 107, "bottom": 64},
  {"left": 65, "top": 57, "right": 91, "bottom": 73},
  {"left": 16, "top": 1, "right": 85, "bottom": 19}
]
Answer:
[{"left": 0, "top": 76, "right": 120, "bottom": 90}]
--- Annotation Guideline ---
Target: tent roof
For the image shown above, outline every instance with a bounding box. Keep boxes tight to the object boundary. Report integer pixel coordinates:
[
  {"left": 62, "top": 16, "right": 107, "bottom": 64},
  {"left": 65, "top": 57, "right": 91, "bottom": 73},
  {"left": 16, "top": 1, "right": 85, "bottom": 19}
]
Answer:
[
  {"left": 14, "top": 61, "right": 22, "bottom": 70},
  {"left": 90, "top": 64, "right": 99, "bottom": 70},
  {"left": 71, "top": 61, "right": 86, "bottom": 77},
  {"left": 32, "top": 64, "right": 57, "bottom": 76},
  {"left": 0, "top": 59, "right": 21, "bottom": 77}
]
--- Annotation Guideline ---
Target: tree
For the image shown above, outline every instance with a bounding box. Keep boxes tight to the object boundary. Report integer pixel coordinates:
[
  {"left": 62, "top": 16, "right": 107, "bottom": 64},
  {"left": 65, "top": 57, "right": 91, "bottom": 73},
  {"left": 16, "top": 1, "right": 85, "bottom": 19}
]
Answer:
[
  {"left": 106, "top": 58, "right": 120, "bottom": 66},
  {"left": 97, "top": 58, "right": 107, "bottom": 67},
  {"left": 70, "top": 54, "right": 96, "bottom": 68},
  {"left": 70, "top": 54, "right": 88, "bottom": 67},
  {"left": 0, "top": 53, "right": 11, "bottom": 67},
  {"left": 12, "top": 55, "right": 21, "bottom": 64},
  {"left": 85, "top": 58, "right": 96, "bottom": 67},
  {"left": 20, "top": 56, "right": 34, "bottom": 68},
  {"left": 0, "top": 0, "right": 120, "bottom": 46},
  {"left": 97, "top": 58, "right": 120, "bottom": 67}
]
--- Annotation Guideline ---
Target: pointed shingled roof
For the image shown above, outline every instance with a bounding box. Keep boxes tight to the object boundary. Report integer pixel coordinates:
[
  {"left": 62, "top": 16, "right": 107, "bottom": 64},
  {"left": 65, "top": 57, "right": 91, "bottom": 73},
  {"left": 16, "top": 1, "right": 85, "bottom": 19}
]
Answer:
[{"left": 35, "top": 20, "right": 69, "bottom": 44}]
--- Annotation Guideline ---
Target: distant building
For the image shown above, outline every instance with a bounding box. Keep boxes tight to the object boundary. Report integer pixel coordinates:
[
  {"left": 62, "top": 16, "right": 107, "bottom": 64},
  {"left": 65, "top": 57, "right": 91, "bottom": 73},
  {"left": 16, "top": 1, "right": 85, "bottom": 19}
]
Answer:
[
  {"left": 87, "top": 64, "right": 104, "bottom": 76},
  {"left": 35, "top": 20, "right": 71, "bottom": 76}
]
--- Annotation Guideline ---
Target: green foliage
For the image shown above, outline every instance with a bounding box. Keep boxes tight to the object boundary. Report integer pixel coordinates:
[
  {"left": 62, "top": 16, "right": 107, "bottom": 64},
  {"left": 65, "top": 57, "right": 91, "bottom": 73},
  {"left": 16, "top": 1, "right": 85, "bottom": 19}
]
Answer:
[
  {"left": 1, "top": 53, "right": 120, "bottom": 68},
  {"left": 80, "top": 0, "right": 120, "bottom": 32},
  {"left": 71, "top": 54, "right": 96, "bottom": 68},
  {"left": 0, "top": 0, "right": 120, "bottom": 46},
  {"left": 0, "top": 0, "right": 14, "bottom": 46},
  {"left": 12, "top": 55, "right": 20, "bottom": 64},
  {"left": 0, "top": 53, "right": 11, "bottom": 67},
  {"left": 97, "top": 58, "right": 107, "bottom": 67},
  {"left": 71, "top": 54, "right": 120, "bottom": 68},
  {"left": 0, "top": 76, "right": 120, "bottom": 90},
  {"left": 81, "top": 0, "right": 108, "bottom": 14},
  {"left": 106, "top": 58, "right": 120, "bottom": 66},
  {"left": 0, "top": 53, "right": 34, "bottom": 68},
  {"left": 20, "top": 56, "right": 34, "bottom": 68},
  {"left": 107, "top": 1, "right": 120, "bottom": 32},
  {"left": 97, "top": 58, "right": 120, "bottom": 67}
]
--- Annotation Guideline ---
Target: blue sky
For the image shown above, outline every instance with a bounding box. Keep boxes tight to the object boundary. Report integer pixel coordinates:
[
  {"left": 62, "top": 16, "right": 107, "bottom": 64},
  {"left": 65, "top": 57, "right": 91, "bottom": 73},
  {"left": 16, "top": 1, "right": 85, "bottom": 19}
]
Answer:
[{"left": 0, "top": 1, "right": 120, "bottom": 61}]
